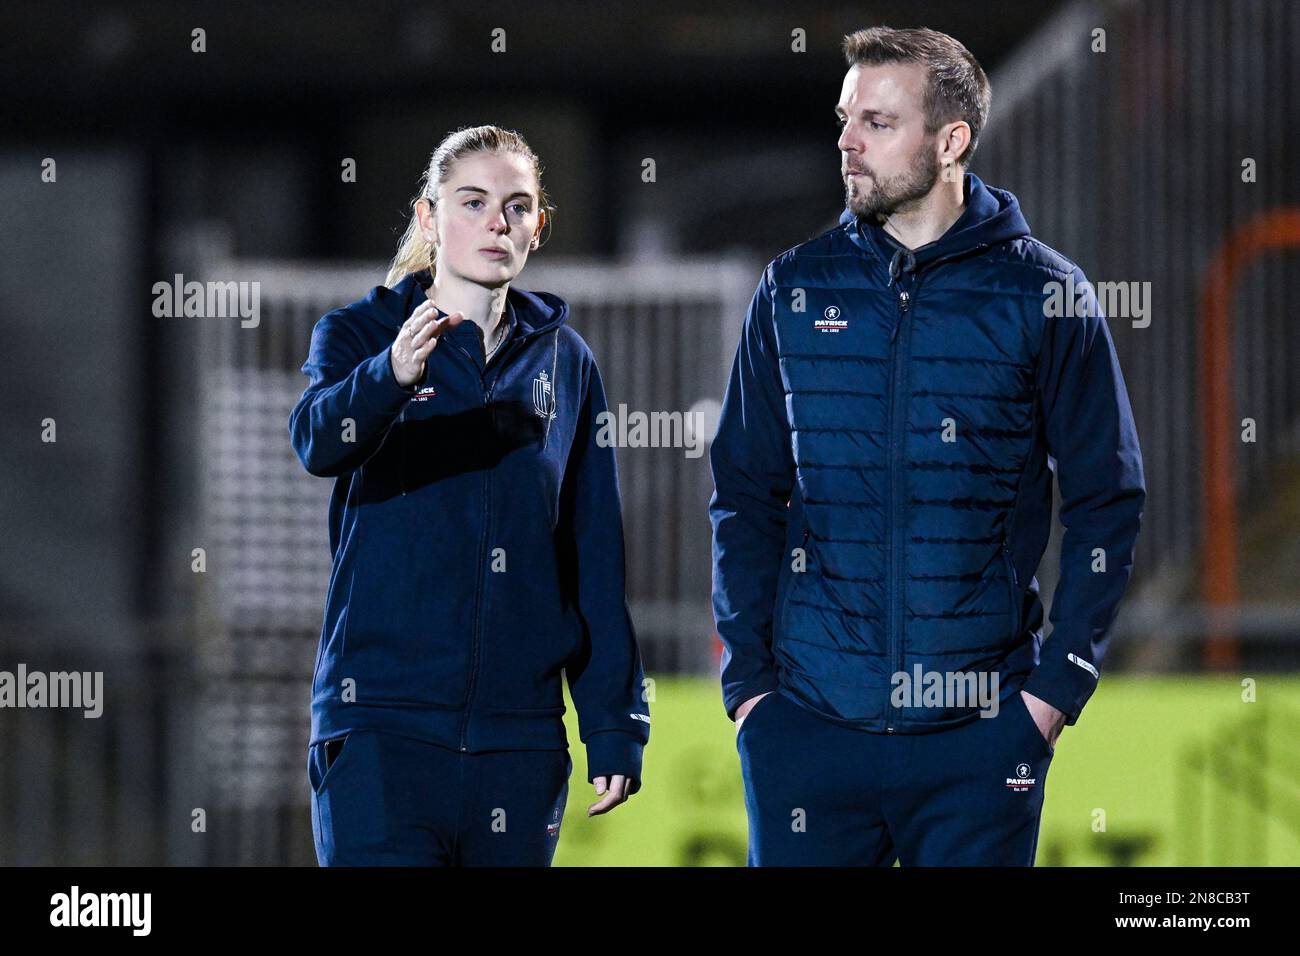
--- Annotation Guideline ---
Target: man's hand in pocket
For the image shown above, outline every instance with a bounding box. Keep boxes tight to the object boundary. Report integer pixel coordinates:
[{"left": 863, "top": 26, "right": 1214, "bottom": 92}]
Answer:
[
  {"left": 1020, "top": 690, "right": 1066, "bottom": 749},
  {"left": 735, "top": 691, "right": 773, "bottom": 732}
]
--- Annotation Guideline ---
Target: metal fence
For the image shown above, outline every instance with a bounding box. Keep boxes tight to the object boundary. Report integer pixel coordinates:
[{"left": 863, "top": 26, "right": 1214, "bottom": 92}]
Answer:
[
  {"left": 0, "top": 624, "right": 199, "bottom": 865},
  {"left": 973, "top": 0, "right": 1300, "bottom": 650}
]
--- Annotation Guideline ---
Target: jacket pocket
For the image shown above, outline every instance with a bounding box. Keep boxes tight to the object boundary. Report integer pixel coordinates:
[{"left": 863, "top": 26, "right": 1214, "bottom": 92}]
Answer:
[
  {"left": 325, "top": 735, "right": 347, "bottom": 770},
  {"left": 735, "top": 688, "right": 781, "bottom": 742},
  {"left": 1001, "top": 545, "right": 1021, "bottom": 642},
  {"left": 777, "top": 526, "right": 812, "bottom": 651},
  {"left": 308, "top": 733, "right": 352, "bottom": 796},
  {"left": 1010, "top": 691, "right": 1054, "bottom": 757}
]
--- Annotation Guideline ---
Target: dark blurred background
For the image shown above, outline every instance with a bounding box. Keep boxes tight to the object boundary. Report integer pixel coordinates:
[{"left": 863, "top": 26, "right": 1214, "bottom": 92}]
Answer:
[{"left": 2, "top": 0, "right": 1298, "bottom": 865}]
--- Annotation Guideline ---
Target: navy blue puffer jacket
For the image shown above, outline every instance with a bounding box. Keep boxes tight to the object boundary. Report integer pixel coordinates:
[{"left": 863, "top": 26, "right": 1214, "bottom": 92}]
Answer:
[{"left": 710, "top": 172, "right": 1146, "bottom": 733}]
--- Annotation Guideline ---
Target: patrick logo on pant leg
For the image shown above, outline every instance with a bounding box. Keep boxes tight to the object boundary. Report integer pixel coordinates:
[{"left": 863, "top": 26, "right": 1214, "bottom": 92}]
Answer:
[{"left": 1007, "top": 762, "right": 1037, "bottom": 792}]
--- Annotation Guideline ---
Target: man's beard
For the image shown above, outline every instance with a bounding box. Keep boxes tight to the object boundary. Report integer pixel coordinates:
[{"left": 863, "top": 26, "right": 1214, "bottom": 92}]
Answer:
[{"left": 844, "top": 143, "right": 940, "bottom": 218}]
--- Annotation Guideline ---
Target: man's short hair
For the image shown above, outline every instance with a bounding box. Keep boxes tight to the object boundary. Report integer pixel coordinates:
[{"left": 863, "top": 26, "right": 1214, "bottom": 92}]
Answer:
[{"left": 842, "top": 26, "right": 991, "bottom": 167}]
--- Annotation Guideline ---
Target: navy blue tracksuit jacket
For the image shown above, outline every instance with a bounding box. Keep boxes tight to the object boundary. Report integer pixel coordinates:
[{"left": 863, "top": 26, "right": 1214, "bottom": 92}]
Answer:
[
  {"left": 710, "top": 172, "right": 1147, "bottom": 733},
  {"left": 289, "top": 268, "right": 649, "bottom": 794}
]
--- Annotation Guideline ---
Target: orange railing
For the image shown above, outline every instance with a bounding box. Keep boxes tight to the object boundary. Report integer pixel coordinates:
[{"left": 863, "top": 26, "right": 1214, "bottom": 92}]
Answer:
[{"left": 1199, "top": 209, "right": 1300, "bottom": 669}]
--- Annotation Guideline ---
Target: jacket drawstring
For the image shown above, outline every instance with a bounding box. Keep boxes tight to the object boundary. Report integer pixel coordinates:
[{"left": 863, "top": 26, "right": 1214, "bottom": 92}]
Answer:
[{"left": 887, "top": 246, "right": 917, "bottom": 287}]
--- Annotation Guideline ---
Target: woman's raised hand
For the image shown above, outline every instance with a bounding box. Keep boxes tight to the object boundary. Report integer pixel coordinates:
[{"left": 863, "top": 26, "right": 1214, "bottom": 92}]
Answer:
[{"left": 390, "top": 300, "right": 465, "bottom": 388}]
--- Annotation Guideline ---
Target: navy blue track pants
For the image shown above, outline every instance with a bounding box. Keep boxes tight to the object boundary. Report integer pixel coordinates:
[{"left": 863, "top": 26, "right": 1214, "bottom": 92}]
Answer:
[
  {"left": 736, "top": 682, "right": 1056, "bottom": 866},
  {"left": 309, "top": 729, "right": 572, "bottom": 866}
]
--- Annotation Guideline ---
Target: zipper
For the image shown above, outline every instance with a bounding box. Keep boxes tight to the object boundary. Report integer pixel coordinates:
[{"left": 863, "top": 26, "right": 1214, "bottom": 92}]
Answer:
[
  {"left": 1002, "top": 544, "right": 1021, "bottom": 641},
  {"left": 890, "top": 290, "right": 909, "bottom": 343},
  {"left": 779, "top": 525, "right": 811, "bottom": 649},
  {"left": 451, "top": 328, "right": 533, "bottom": 751},
  {"left": 434, "top": 322, "right": 548, "bottom": 751},
  {"left": 486, "top": 329, "right": 519, "bottom": 372},
  {"left": 398, "top": 361, "right": 434, "bottom": 497},
  {"left": 457, "top": 359, "right": 496, "bottom": 752},
  {"left": 874, "top": 241, "right": 988, "bottom": 731},
  {"left": 885, "top": 279, "right": 914, "bottom": 732},
  {"left": 398, "top": 407, "right": 408, "bottom": 496}
]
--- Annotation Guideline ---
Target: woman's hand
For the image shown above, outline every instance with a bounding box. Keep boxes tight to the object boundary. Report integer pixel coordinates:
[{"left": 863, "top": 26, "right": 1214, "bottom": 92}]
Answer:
[
  {"left": 390, "top": 299, "right": 464, "bottom": 388},
  {"left": 587, "top": 774, "right": 632, "bottom": 815}
]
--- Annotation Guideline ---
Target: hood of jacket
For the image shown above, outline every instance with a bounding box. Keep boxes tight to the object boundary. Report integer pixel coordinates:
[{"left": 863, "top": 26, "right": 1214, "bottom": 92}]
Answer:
[{"left": 839, "top": 171, "right": 1031, "bottom": 281}]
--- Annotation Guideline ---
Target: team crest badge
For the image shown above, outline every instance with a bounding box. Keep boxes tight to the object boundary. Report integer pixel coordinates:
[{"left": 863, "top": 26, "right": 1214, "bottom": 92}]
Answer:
[
  {"left": 815, "top": 305, "right": 848, "bottom": 332},
  {"left": 533, "top": 369, "right": 557, "bottom": 420}
]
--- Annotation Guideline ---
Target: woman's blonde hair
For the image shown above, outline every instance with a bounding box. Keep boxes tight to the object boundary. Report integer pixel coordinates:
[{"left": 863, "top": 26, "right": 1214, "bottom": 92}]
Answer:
[{"left": 383, "top": 125, "right": 556, "bottom": 289}]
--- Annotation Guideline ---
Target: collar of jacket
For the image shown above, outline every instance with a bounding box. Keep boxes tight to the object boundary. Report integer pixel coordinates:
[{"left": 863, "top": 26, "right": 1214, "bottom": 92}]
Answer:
[
  {"left": 362, "top": 267, "right": 571, "bottom": 347},
  {"left": 838, "top": 171, "right": 1031, "bottom": 281}
]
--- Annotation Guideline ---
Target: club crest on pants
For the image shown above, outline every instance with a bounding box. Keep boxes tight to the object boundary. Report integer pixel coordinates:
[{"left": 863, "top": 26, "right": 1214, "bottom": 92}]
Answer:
[{"left": 1006, "top": 762, "right": 1037, "bottom": 792}]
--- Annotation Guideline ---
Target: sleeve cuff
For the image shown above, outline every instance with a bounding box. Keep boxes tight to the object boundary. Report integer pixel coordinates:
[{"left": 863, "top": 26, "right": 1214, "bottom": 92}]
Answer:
[
  {"left": 1021, "top": 661, "right": 1097, "bottom": 726},
  {"left": 356, "top": 346, "right": 419, "bottom": 410},
  {"left": 584, "top": 731, "right": 645, "bottom": 797},
  {"left": 724, "top": 674, "right": 782, "bottom": 723}
]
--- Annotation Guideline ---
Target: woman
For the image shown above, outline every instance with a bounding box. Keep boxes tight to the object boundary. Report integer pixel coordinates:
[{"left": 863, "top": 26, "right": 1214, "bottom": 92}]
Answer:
[{"left": 289, "top": 125, "right": 649, "bottom": 866}]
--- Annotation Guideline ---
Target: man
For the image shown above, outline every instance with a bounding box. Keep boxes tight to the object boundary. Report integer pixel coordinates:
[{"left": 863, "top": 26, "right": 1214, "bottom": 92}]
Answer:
[{"left": 709, "top": 26, "right": 1146, "bottom": 866}]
